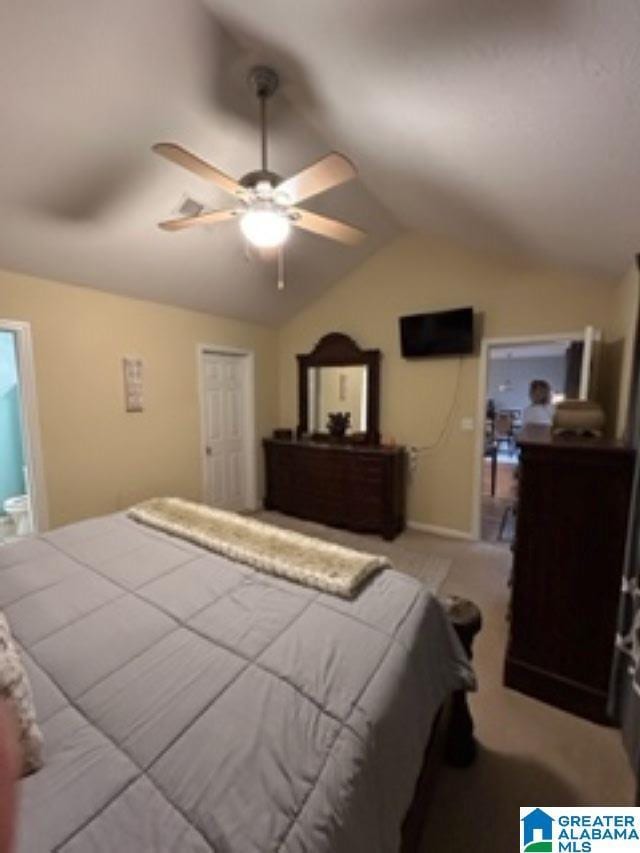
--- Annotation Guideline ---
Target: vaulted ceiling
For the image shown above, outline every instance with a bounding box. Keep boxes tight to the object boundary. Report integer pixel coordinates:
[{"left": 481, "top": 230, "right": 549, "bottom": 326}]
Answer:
[{"left": 1, "top": 0, "right": 638, "bottom": 325}]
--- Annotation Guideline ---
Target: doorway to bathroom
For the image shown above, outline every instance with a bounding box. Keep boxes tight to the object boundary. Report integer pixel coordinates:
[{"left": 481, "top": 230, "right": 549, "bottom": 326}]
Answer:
[{"left": 0, "top": 320, "right": 47, "bottom": 541}]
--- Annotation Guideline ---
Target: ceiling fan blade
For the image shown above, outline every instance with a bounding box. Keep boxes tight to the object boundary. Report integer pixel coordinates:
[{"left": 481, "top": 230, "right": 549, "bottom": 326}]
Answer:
[
  {"left": 291, "top": 208, "right": 366, "bottom": 246},
  {"left": 158, "top": 209, "right": 237, "bottom": 231},
  {"left": 152, "top": 143, "right": 241, "bottom": 197},
  {"left": 277, "top": 152, "right": 356, "bottom": 204}
]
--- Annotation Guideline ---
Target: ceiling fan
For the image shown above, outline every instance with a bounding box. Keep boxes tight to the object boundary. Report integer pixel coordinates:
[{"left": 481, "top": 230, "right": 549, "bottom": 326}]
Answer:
[{"left": 153, "top": 66, "right": 366, "bottom": 252}]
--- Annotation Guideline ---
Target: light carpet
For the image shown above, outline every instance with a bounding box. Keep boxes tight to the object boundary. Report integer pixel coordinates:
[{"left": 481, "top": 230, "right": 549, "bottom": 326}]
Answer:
[{"left": 417, "top": 534, "right": 634, "bottom": 851}]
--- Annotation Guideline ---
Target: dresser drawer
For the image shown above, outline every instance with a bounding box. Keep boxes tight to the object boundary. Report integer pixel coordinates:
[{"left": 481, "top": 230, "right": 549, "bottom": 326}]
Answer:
[{"left": 263, "top": 440, "right": 406, "bottom": 540}]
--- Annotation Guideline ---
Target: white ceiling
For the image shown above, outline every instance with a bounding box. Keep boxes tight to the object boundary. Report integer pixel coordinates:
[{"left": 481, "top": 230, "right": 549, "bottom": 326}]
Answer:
[
  {"left": 1, "top": 0, "right": 638, "bottom": 325},
  {"left": 210, "top": 0, "right": 640, "bottom": 278}
]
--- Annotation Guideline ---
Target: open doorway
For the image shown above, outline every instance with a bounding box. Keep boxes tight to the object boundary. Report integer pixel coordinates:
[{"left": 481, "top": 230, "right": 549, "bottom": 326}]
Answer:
[
  {"left": 474, "top": 330, "right": 597, "bottom": 546},
  {"left": 0, "top": 320, "right": 47, "bottom": 542}
]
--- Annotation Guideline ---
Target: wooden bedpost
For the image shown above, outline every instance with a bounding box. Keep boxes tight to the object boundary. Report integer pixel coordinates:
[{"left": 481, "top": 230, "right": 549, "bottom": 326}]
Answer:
[
  {"left": 401, "top": 597, "right": 481, "bottom": 852},
  {"left": 440, "top": 596, "right": 482, "bottom": 767}
]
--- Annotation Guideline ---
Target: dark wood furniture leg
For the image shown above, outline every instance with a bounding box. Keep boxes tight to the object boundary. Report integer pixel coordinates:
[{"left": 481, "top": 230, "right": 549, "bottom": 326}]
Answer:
[
  {"left": 442, "top": 596, "right": 482, "bottom": 767},
  {"left": 484, "top": 442, "right": 498, "bottom": 497},
  {"left": 491, "top": 447, "right": 497, "bottom": 497}
]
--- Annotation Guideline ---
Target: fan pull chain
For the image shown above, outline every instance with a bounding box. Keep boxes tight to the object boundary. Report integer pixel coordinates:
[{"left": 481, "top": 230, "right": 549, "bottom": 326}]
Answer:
[{"left": 277, "top": 248, "right": 285, "bottom": 291}]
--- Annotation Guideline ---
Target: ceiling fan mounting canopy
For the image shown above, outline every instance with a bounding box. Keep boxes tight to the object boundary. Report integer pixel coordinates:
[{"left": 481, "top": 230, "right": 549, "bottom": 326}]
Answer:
[{"left": 248, "top": 66, "right": 279, "bottom": 100}]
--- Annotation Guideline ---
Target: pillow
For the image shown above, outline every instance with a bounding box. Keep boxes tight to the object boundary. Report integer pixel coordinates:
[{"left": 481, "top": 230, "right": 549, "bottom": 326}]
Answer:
[{"left": 0, "top": 613, "right": 43, "bottom": 775}]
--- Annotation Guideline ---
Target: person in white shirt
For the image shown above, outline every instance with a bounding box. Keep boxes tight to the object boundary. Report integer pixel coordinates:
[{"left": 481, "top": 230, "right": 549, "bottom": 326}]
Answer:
[{"left": 522, "top": 379, "right": 555, "bottom": 426}]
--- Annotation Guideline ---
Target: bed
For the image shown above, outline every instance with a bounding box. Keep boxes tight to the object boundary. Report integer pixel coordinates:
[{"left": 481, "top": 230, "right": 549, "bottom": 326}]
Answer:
[{"left": 0, "top": 511, "right": 474, "bottom": 852}]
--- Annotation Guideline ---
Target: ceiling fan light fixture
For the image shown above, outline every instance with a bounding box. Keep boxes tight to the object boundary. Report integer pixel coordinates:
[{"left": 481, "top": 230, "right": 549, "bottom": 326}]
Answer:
[
  {"left": 153, "top": 65, "right": 366, "bottom": 247},
  {"left": 240, "top": 207, "right": 290, "bottom": 248}
]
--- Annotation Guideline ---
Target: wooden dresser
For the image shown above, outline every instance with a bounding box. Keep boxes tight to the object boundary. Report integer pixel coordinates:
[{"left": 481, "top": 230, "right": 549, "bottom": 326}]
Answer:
[
  {"left": 505, "top": 425, "right": 634, "bottom": 723},
  {"left": 263, "top": 439, "right": 406, "bottom": 540}
]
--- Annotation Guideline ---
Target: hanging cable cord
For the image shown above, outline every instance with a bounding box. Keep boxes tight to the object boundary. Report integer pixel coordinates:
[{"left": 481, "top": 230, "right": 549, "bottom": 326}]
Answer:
[{"left": 412, "top": 357, "right": 464, "bottom": 454}]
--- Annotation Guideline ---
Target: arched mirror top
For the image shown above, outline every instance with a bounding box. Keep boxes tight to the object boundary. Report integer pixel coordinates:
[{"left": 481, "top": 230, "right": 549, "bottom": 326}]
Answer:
[{"left": 297, "top": 333, "right": 380, "bottom": 444}]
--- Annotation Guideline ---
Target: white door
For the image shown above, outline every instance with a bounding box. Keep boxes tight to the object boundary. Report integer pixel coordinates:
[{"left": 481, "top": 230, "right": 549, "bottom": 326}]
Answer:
[{"left": 201, "top": 352, "right": 247, "bottom": 511}]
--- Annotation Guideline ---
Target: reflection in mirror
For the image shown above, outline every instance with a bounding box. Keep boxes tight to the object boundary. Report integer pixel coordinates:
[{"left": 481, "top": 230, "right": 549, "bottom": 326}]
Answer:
[{"left": 308, "top": 366, "right": 369, "bottom": 434}]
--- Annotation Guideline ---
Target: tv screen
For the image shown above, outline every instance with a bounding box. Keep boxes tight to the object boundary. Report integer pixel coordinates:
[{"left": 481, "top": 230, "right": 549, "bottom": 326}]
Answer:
[{"left": 399, "top": 307, "right": 474, "bottom": 357}]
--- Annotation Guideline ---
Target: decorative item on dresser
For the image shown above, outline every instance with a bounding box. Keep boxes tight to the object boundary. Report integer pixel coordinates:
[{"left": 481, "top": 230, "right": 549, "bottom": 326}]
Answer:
[
  {"left": 326, "top": 410, "right": 351, "bottom": 438},
  {"left": 504, "top": 424, "right": 635, "bottom": 723},
  {"left": 264, "top": 332, "right": 407, "bottom": 539},
  {"left": 272, "top": 428, "right": 293, "bottom": 441}
]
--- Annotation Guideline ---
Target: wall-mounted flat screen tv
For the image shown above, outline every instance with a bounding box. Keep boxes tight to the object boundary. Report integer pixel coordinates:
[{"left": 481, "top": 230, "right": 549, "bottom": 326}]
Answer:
[{"left": 399, "top": 306, "right": 474, "bottom": 357}]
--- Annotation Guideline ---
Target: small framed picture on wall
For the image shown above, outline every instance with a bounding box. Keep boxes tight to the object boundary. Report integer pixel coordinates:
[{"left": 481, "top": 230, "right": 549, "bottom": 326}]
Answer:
[{"left": 122, "top": 356, "right": 144, "bottom": 412}]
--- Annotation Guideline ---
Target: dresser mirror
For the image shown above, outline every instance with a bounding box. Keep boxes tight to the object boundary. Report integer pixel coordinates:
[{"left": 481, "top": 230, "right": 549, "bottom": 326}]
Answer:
[{"left": 297, "top": 333, "right": 380, "bottom": 444}]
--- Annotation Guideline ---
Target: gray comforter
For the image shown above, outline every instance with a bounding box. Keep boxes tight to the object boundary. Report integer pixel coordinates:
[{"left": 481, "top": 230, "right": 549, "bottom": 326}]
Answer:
[{"left": 0, "top": 512, "right": 473, "bottom": 852}]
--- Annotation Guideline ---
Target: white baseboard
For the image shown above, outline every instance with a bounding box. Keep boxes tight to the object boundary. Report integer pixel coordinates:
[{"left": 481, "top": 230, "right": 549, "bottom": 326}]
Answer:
[{"left": 407, "top": 520, "right": 474, "bottom": 541}]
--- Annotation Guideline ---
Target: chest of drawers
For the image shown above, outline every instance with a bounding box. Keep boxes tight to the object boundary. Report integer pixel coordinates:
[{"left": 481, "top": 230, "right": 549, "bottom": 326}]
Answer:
[{"left": 263, "top": 439, "right": 406, "bottom": 540}]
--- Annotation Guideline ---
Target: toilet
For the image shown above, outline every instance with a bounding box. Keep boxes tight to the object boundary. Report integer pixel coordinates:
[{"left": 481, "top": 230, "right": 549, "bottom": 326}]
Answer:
[{"left": 3, "top": 495, "right": 31, "bottom": 537}]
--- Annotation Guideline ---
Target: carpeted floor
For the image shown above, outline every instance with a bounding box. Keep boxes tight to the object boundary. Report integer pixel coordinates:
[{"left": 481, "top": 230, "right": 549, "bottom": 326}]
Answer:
[
  {"left": 419, "top": 534, "right": 634, "bottom": 851},
  {"left": 256, "top": 513, "right": 635, "bottom": 851}
]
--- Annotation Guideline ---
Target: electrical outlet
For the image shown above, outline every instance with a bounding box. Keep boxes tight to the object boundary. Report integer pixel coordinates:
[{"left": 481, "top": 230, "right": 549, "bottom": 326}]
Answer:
[{"left": 460, "top": 417, "right": 475, "bottom": 431}]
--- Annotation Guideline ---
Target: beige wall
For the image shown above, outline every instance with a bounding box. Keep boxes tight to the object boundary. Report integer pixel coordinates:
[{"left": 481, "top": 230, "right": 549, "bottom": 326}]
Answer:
[
  {"left": 1, "top": 269, "right": 278, "bottom": 528},
  {"left": 600, "top": 262, "right": 639, "bottom": 438},
  {"left": 277, "top": 232, "right": 618, "bottom": 535},
  {"left": 2, "top": 235, "right": 634, "bottom": 538}
]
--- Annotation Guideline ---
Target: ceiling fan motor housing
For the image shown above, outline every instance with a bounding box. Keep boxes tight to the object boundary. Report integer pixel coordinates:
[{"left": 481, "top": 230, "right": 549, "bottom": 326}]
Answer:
[{"left": 239, "top": 169, "right": 283, "bottom": 190}]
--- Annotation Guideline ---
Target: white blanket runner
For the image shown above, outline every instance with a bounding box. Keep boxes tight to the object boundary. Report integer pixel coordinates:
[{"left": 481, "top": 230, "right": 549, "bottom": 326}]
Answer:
[{"left": 129, "top": 497, "right": 389, "bottom": 598}]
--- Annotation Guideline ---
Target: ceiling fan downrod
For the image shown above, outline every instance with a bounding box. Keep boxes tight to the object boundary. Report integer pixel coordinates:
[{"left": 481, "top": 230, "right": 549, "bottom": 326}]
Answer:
[{"left": 248, "top": 66, "right": 279, "bottom": 174}]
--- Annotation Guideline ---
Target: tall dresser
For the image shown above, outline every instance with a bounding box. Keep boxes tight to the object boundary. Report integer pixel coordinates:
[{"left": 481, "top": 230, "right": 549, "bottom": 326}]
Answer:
[{"left": 505, "top": 425, "right": 634, "bottom": 723}]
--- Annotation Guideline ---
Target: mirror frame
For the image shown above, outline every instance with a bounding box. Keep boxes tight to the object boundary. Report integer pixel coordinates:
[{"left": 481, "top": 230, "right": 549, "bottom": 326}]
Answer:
[{"left": 297, "top": 333, "right": 381, "bottom": 444}]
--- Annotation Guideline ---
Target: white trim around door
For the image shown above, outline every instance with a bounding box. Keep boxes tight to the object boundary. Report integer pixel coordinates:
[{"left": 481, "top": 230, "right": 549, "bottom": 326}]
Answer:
[
  {"left": 471, "top": 330, "right": 586, "bottom": 541},
  {"left": 0, "top": 319, "right": 49, "bottom": 532},
  {"left": 197, "top": 344, "right": 258, "bottom": 512}
]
